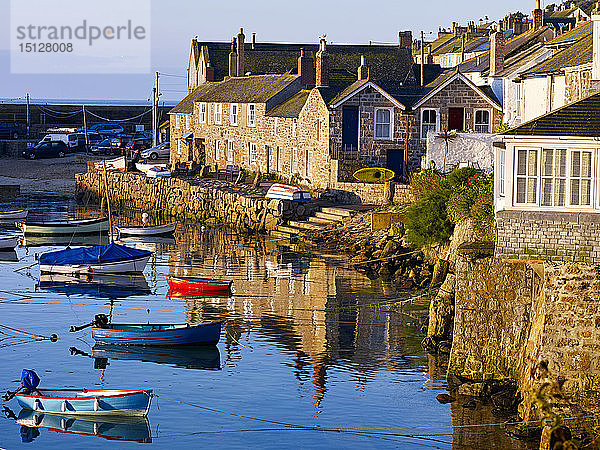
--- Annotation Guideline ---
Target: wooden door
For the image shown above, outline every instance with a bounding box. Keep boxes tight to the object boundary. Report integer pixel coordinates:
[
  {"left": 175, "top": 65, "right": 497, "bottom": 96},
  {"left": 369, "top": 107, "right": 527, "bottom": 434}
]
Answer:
[{"left": 448, "top": 107, "right": 464, "bottom": 131}]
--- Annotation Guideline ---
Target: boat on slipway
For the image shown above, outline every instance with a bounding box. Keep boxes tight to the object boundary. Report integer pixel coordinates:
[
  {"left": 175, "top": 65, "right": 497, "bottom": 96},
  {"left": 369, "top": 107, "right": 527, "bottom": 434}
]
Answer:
[
  {"left": 0, "top": 210, "right": 28, "bottom": 221},
  {"left": 265, "top": 184, "right": 311, "bottom": 201},
  {"left": 18, "top": 217, "right": 109, "bottom": 236},
  {"left": 116, "top": 223, "right": 177, "bottom": 237},
  {"left": 39, "top": 243, "right": 152, "bottom": 274}
]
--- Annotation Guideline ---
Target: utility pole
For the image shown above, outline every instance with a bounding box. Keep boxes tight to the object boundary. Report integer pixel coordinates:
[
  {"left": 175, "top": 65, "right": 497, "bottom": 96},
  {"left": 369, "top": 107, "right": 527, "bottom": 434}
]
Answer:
[
  {"left": 153, "top": 72, "right": 159, "bottom": 147},
  {"left": 26, "top": 93, "right": 30, "bottom": 138},
  {"left": 82, "top": 105, "right": 89, "bottom": 153},
  {"left": 420, "top": 31, "right": 425, "bottom": 86}
]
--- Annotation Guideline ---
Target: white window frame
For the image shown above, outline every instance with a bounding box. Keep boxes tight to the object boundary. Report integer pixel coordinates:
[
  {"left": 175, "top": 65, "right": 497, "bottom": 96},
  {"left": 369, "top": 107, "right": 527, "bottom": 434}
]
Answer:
[
  {"left": 513, "top": 147, "right": 595, "bottom": 209},
  {"left": 292, "top": 147, "right": 298, "bottom": 174},
  {"left": 540, "top": 148, "right": 567, "bottom": 207},
  {"left": 185, "top": 115, "right": 191, "bottom": 130},
  {"left": 374, "top": 107, "right": 394, "bottom": 141},
  {"left": 247, "top": 104, "right": 256, "bottom": 127},
  {"left": 274, "top": 118, "right": 279, "bottom": 136},
  {"left": 175, "top": 114, "right": 181, "bottom": 129},
  {"left": 248, "top": 142, "right": 257, "bottom": 164},
  {"left": 214, "top": 140, "right": 221, "bottom": 160},
  {"left": 230, "top": 103, "right": 238, "bottom": 126},
  {"left": 199, "top": 103, "right": 207, "bottom": 124},
  {"left": 420, "top": 108, "right": 439, "bottom": 141},
  {"left": 474, "top": 108, "right": 492, "bottom": 133},
  {"left": 514, "top": 148, "right": 540, "bottom": 206},
  {"left": 276, "top": 146, "right": 282, "bottom": 173},
  {"left": 499, "top": 147, "right": 506, "bottom": 197},
  {"left": 227, "top": 140, "right": 234, "bottom": 162},
  {"left": 292, "top": 118, "right": 297, "bottom": 137},
  {"left": 214, "top": 103, "right": 222, "bottom": 125}
]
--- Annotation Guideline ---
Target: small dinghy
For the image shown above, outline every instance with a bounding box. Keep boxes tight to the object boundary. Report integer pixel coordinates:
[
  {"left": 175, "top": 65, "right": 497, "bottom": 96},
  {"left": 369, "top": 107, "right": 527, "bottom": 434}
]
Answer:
[
  {"left": 265, "top": 184, "right": 311, "bottom": 201},
  {"left": 166, "top": 276, "right": 233, "bottom": 297},
  {"left": 18, "top": 217, "right": 109, "bottom": 236},
  {"left": 145, "top": 166, "right": 171, "bottom": 178},
  {"left": 116, "top": 223, "right": 177, "bottom": 237},
  {"left": 0, "top": 210, "right": 28, "bottom": 220},
  {"left": 71, "top": 314, "right": 221, "bottom": 346},
  {"left": 5, "top": 370, "right": 152, "bottom": 417},
  {"left": 39, "top": 243, "right": 152, "bottom": 274},
  {"left": 0, "top": 234, "right": 20, "bottom": 250}
]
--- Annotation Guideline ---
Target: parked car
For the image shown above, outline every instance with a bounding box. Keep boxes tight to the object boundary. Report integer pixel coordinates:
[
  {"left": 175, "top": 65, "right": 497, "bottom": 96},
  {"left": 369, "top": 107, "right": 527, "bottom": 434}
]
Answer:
[
  {"left": 126, "top": 137, "right": 152, "bottom": 152},
  {"left": 90, "top": 138, "right": 114, "bottom": 155},
  {"left": 109, "top": 134, "right": 134, "bottom": 154},
  {"left": 78, "top": 124, "right": 124, "bottom": 136},
  {"left": 0, "top": 121, "right": 20, "bottom": 139},
  {"left": 68, "top": 132, "right": 102, "bottom": 150},
  {"left": 22, "top": 141, "right": 68, "bottom": 159},
  {"left": 39, "top": 133, "right": 69, "bottom": 145},
  {"left": 140, "top": 142, "right": 170, "bottom": 160}
]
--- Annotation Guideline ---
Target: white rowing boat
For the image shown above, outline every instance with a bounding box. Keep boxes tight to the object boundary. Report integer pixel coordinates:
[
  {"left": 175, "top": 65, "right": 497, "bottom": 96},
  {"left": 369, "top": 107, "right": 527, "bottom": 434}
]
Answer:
[
  {"left": 135, "top": 163, "right": 167, "bottom": 174},
  {"left": 0, "top": 210, "right": 28, "bottom": 220},
  {"left": 116, "top": 223, "right": 176, "bottom": 237},
  {"left": 146, "top": 166, "right": 171, "bottom": 178},
  {"left": 93, "top": 156, "right": 126, "bottom": 172},
  {"left": 0, "top": 235, "right": 19, "bottom": 250},
  {"left": 18, "top": 217, "right": 109, "bottom": 236},
  {"left": 265, "top": 184, "right": 311, "bottom": 201}
]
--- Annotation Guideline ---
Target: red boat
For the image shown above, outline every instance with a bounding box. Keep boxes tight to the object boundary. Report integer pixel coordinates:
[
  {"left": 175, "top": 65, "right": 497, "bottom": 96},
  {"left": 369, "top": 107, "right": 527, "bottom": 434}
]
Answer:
[{"left": 166, "top": 276, "right": 232, "bottom": 297}]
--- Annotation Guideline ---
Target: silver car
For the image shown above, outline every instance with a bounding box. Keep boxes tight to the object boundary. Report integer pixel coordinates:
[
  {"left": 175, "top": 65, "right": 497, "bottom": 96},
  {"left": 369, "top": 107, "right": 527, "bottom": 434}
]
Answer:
[{"left": 140, "top": 142, "right": 170, "bottom": 160}]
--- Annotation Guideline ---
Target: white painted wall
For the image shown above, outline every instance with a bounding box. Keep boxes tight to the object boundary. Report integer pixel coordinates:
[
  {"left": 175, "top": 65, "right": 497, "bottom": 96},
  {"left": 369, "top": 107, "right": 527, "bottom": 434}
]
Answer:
[
  {"left": 522, "top": 76, "right": 550, "bottom": 122},
  {"left": 426, "top": 131, "right": 495, "bottom": 171}
]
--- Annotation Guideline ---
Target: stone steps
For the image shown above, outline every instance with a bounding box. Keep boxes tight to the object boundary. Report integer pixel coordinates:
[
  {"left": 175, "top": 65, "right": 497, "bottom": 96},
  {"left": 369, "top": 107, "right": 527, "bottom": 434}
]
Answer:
[
  {"left": 308, "top": 216, "right": 334, "bottom": 225},
  {"left": 320, "top": 206, "right": 353, "bottom": 218},
  {"left": 288, "top": 220, "right": 328, "bottom": 231},
  {"left": 276, "top": 225, "right": 304, "bottom": 236},
  {"left": 314, "top": 211, "right": 345, "bottom": 223}
]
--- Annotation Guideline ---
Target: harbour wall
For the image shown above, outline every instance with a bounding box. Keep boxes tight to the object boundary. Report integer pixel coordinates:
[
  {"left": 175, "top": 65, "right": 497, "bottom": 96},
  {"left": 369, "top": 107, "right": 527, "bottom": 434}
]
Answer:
[
  {"left": 449, "top": 255, "right": 600, "bottom": 424},
  {"left": 74, "top": 171, "right": 315, "bottom": 233}
]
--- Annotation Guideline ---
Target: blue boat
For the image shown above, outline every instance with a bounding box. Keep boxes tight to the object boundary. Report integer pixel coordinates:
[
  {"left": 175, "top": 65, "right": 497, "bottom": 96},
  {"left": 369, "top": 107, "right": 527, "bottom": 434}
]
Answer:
[
  {"left": 16, "top": 389, "right": 152, "bottom": 417},
  {"left": 92, "top": 321, "right": 222, "bottom": 346},
  {"left": 39, "top": 243, "right": 152, "bottom": 275}
]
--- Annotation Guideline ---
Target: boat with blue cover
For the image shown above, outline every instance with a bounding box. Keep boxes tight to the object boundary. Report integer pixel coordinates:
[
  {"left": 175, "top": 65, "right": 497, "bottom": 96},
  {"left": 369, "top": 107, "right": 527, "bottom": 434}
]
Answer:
[
  {"left": 91, "top": 321, "right": 222, "bottom": 346},
  {"left": 39, "top": 243, "right": 152, "bottom": 274}
]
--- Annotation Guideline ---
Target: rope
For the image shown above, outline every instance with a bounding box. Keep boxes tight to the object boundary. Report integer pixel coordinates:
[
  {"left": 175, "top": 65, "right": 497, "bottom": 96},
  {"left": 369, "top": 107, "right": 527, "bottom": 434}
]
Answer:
[{"left": 86, "top": 109, "right": 152, "bottom": 123}]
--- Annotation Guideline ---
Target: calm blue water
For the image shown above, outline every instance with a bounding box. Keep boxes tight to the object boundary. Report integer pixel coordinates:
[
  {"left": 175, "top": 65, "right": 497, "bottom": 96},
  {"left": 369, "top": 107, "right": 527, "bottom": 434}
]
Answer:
[{"left": 0, "top": 194, "right": 529, "bottom": 449}]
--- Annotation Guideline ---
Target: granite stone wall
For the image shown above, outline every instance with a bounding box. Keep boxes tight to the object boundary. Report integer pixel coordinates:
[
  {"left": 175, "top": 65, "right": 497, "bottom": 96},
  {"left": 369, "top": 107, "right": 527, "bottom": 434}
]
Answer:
[
  {"left": 75, "top": 171, "right": 314, "bottom": 233},
  {"left": 496, "top": 210, "right": 600, "bottom": 264}
]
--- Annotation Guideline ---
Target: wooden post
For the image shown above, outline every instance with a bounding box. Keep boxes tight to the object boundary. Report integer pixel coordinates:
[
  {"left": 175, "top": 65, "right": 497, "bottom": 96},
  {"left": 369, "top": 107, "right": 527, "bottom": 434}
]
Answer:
[
  {"left": 83, "top": 105, "right": 89, "bottom": 154},
  {"left": 102, "top": 161, "right": 114, "bottom": 243}
]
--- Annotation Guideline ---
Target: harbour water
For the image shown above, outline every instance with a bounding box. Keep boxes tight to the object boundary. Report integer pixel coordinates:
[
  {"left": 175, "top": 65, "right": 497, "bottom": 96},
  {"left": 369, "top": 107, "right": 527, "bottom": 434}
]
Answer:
[{"left": 0, "top": 194, "right": 533, "bottom": 449}]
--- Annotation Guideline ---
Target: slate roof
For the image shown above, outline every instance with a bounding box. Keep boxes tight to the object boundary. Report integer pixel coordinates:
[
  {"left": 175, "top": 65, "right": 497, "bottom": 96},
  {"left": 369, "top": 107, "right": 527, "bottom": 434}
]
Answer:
[
  {"left": 170, "top": 74, "right": 299, "bottom": 114},
  {"left": 193, "top": 41, "right": 415, "bottom": 83},
  {"left": 546, "top": 20, "right": 592, "bottom": 46},
  {"left": 265, "top": 90, "right": 311, "bottom": 117},
  {"left": 502, "top": 91, "right": 600, "bottom": 137},
  {"left": 520, "top": 33, "right": 592, "bottom": 76}
]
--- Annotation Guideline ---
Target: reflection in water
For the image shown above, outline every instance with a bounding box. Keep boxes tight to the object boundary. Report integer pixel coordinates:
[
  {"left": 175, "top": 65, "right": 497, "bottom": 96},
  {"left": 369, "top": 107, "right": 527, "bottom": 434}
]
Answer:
[
  {"left": 88, "top": 344, "right": 221, "bottom": 370},
  {"left": 0, "top": 250, "right": 18, "bottom": 262},
  {"left": 22, "top": 234, "right": 110, "bottom": 248},
  {"left": 15, "top": 409, "right": 151, "bottom": 443},
  {"left": 38, "top": 273, "right": 151, "bottom": 299}
]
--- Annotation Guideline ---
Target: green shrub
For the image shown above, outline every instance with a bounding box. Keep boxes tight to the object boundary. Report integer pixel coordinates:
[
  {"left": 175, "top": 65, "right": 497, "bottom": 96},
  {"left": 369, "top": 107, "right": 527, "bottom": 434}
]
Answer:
[
  {"left": 409, "top": 169, "right": 446, "bottom": 202},
  {"left": 446, "top": 167, "right": 477, "bottom": 189},
  {"left": 405, "top": 184, "right": 454, "bottom": 248}
]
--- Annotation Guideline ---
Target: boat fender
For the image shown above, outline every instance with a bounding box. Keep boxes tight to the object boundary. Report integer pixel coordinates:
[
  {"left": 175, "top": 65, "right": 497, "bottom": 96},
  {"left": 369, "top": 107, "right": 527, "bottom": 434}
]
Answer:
[
  {"left": 87, "top": 266, "right": 93, "bottom": 274},
  {"left": 94, "top": 398, "right": 100, "bottom": 411}
]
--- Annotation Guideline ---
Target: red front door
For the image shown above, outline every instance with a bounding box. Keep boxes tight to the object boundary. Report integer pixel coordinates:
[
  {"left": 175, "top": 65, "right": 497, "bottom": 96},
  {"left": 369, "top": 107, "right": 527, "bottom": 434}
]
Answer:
[{"left": 448, "top": 108, "right": 464, "bottom": 131}]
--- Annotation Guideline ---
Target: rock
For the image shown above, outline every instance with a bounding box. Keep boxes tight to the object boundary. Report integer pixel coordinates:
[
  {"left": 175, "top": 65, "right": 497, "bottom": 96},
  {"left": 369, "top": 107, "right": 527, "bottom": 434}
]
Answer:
[
  {"left": 457, "top": 382, "right": 486, "bottom": 397},
  {"left": 381, "top": 240, "right": 401, "bottom": 258},
  {"left": 431, "top": 258, "right": 449, "bottom": 285},
  {"left": 398, "top": 279, "right": 414, "bottom": 290},
  {"left": 436, "top": 394, "right": 455, "bottom": 404},
  {"left": 462, "top": 400, "right": 477, "bottom": 409}
]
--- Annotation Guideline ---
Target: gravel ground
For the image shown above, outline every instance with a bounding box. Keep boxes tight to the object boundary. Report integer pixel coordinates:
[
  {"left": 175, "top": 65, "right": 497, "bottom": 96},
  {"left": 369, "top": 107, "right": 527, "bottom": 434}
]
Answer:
[{"left": 0, "top": 154, "right": 91, "bottom": 194}]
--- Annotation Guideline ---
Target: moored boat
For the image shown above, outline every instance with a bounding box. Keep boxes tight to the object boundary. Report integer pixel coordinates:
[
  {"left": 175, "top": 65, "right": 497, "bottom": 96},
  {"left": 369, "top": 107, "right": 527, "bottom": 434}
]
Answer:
[
  {"left": 16, "top": 389, "right": 152, "bottom": 417},
  {"left": 0, "top": 234, "right": 20, "bottom": 250},
  {"left": 135, "top": 162, "right": 167, "bottom": 174},
  {"left": 39, "top": 243, "right": 152, "bottom": 274},
  {"left": 18, "top": 217, "right": 109, "bottom": 236},
  {"left": 166, "top": 276, "right": 232, "bottom": 297},
  {"left": 91, "top": 321, "right": 221, "bottom": 346},
  {"left": 116, "top": 223, "right": 177, "bottom": 237},
  {"left": 0, "top": 210, "right": 28, "bottom": 220},
  {"left": 145, "top": 166, "right": 171, "bottom": 178}
]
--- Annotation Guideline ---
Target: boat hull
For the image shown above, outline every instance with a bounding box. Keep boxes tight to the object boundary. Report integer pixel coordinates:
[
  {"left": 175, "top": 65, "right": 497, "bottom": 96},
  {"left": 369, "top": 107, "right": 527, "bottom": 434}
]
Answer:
[
  {"left": 0, "top": 235, "right": 19, "bottom": 250},
  {"left": 0, "top": 210, "right": 28, "bottom": 220},
  {"left": 166, "top": 277, "right": 232, "bottom": 297},
  {"left": 116, "top": 223, "right": 176, "bottom": 237},
  {"left": 40, "top": 254, "right": 151, "bottom": 275},
  {"left": 16, "top": 389, "right": 152, "bottom": 417},
  {"left": 19, "top": 218, "right": 109, "bottom": 236},
  {"left": 92, "top": 322, "right": 221, "bottom": 346}
]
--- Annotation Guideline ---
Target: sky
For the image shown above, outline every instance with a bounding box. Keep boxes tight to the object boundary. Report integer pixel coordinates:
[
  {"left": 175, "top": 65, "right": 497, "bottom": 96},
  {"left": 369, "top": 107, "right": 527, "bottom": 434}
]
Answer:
[{"left": 0, "top": 0, "right": 543, "bottom": 103}]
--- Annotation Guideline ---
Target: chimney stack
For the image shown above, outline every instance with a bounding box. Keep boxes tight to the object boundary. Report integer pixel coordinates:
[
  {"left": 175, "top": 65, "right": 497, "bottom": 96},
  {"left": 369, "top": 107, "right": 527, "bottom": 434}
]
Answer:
[
  {"left": 489, "top": 22, "right": 506, "bottom": 77},
  {"left": 229, "top": 38, "right": 238, "bottom": 77},
  {"left": 316, "top": 37, "right": 328, "bottom": 87},
  {"left": 237, "top": 28, "right": 245, "bottom": 76},
  {"left": 298, "top": 49, "right": 315, "bottom": 88},
  {"left": 461, "top": 34, "right": 466, "bottom": 63},
  {"left": 398, "top": 31, "right": 412, "bottom": 48},
  {"left": 533, "top": 0, "right": 544, "bottom": 30},
  {"left": 252, "top": 32, "right": 256, "bottom": 49},
  {"left": 358, "top": 55, "right": 369, "bottom": 81}
]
